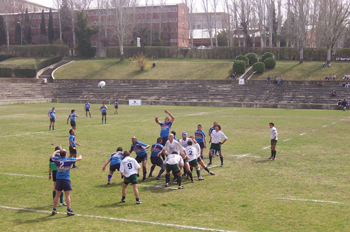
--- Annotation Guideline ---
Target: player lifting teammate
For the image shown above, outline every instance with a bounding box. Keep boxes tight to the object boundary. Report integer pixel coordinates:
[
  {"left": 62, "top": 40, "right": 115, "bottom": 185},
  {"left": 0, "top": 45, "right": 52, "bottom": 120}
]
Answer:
[
  {"left": 163, "top": 152, "right": 185, "bottom": 189},
  {"left": 189, "top": 136, "right": 215, "bottom": 176},
  {"left": 49, "top": 146, "right": 66, "bottom": 206}
]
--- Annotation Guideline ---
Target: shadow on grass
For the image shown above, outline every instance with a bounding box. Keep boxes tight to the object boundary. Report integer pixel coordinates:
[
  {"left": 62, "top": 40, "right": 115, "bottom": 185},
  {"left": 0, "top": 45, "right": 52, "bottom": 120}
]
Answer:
[
  {"left": 95, "top": 182, "right": 124, "bottom": 188},
  {"left": 279, "top": 63, "right": 300, "bottom": 76},
  {"left": 14, "top": 214, "right": 64, "bottom": 224},
  {"left": 254, "top": 160, "right": 272, "bottom": 163},
  {"left": 85, "top": 60, "right": 123, "bottom": 79}
]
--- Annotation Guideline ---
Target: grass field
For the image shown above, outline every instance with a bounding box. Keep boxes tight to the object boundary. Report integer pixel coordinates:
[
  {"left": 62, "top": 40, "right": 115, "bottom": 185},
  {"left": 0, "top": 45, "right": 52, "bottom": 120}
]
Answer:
[
  {"left": 55, "top": 58, "right": 350, "bottom": 81},
  {"left": 1, "top": 103, "right": 350, "bottom": 231},
  {"left": 0, "top": 57, "right": 49, "bottom": 66},
  {"left": 252, "top": 60, "right": 350, "bottom": 81}
]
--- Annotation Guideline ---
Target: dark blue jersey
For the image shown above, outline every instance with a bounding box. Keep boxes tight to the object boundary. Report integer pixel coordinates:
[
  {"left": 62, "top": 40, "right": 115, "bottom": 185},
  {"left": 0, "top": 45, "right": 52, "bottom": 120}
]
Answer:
[
  {"left": 53, "top": 156, "right": 76, "bottom": 180},
  {"left": 130, "top": 141, "right": 148, "bottom": 157},
  {"left": 151, "top": 142, "right": 164, "bottom": 157}
]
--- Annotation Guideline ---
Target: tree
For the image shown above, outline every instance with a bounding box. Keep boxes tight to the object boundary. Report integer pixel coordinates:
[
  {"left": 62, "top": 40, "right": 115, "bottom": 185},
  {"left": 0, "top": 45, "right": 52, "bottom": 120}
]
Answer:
[
  {"left": 201, "top": 0, "right": 213, "bottom": 48},
  {"left": 48, "top": 8, "right": 55, "bottom": 44},
  {"left": 53, "top": 0, "right": 63, "bottom": 44},
  {"left": 293, "top": 0, "right": 310, "bottom": 63},
  {"left": 0, "top": 16, "right": 6, "bottom": 46},
  {"left": 24, "top": 8, "right": 32, "bottom": 44},
  {"left": 75, "top": 10, "right": 98, "bottom": 57},
  {"left": 60, "top": 0, "right": 73, "bottom": 46},
  {"left": 317, "top": 0, "right": 350, "bottom": 63},
  {"left": 15, "top": 22, "right": 21, "bottom": 45},
  {"left": 217, "top": 29, "right": 228, "bottom": 46},
  {"left": 40, "top": 10, "right": 47, "bottom": 36}
]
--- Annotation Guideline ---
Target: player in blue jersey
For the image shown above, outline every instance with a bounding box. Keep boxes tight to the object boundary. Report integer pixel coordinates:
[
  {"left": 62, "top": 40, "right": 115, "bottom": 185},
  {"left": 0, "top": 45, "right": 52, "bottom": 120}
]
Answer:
[
  {"left": 114, "top": 99, "right": 119, "bottom": 115},
  {"left": 84, "top": 101, "right": 91, "bottom": 118},
  {"left": 171, "top": 131, "right": 179, "bottom": 141},
  {"left": 48, "top": 107, "right": 55, "bottom": 131},
  {"left": 102, "top": 147, "right": 124, "bottom": 185},
  {"left": 129, "top": 136, "right": 150, "bottom": 182},
  {"left": 51, "top": 148, "right": 82, "bottom": 216},
  {"left": 209, "top": 121, "right": 218, "bottom": 156},
  {"left": 195, "top": 124, "right": 207, "bottom": 160},
  {"left": 69, "top": 129, "right": 80, "bottom": 168},
  {"left": 49, "top": 146, "right": 66, "bottom": 206},
  {"left": 67, "top": 109, "right": 79, "bottom": 130},
  {"left": 100, "top": 103, "right": 108, "bottom": 124},
  {"left": 155, "top": 109, "right": 175, "bottom": 146},
  {"left": 149, "top": 137, "right": 167, "bottom": 180}
]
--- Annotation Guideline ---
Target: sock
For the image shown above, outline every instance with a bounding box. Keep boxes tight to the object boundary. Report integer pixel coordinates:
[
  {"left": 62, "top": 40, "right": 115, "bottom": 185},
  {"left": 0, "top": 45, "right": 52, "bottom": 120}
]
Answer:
[
  {"left": 209, "top": 155, "right": 212, "bottom": 163},
  {"left": 52, "top": 190, "right": 56, "bottom": 201},
  {"left": 201, "top": 156, "right": 203, "bottom": 160},
  {"left": 122, "top": 196, "right": 125, "bottom": 200},
  {"left": 136, "top": 198, "right": 139, "bottom": 201},
  {"left": 143, "top": 171, "right": 147, "bottom": 179},
  {"left": 204, "top": 167, "right": 210, "bottom": 173},
  {"left": 49, "top": 126, "right": 51, "bottom": 130},
  {"left": 108, "top": 174, "right": 112, "bottom": 182},
  {"left": 102, "top": 118, "right": 103, "bottom": 123},
  {"left": 271, "top": 150, "right": 273, "bottom": 157},
  {"left": 161, "top": 154, "right": 165, "bottom": 160},
  {"left": 52, "top": 126, "right": 54, "bottom": 130},
  {"left": 60, "top": 192, "right": 63, "bottom": 203},
  {"left": 165, "top": 174, "right": 170, "bottom": 183},
  {"left": 196, "top": 169, "right": 201, "bottom": 178},
  {"left": 187, "top": 171, "right": 193, "bottom": 181},
  {"left": 177, "top": 176, "right": 182, "bottom": 186},
  {"left": 190, "top": 167, "right": 193, "bottom": 173},
  {"left": 67, "top": 208, "right": 71, "bottom": 212},
  {"left": 150, "top": 165, "right": 155, "bottom": 175},
  {"left": 273, "top": 150, "right": 276, "bottom": 158},
  {"left": 220, "top": 156, "right": 223, "bottom": 165},
  {"left": 157, "top": 169, "right": 164, "bottom": 178},
  {"left": 105, "top": 119, "right": 106, "bottom": 123},
  {"left": 53, "top": 207, "right": 56, "bottom": 211},
  {"left": 89, "top": 113, "right": 91, "bottom": 117},
  {"left": 86, "top": 113, "right": 87, "bottom": 117}
]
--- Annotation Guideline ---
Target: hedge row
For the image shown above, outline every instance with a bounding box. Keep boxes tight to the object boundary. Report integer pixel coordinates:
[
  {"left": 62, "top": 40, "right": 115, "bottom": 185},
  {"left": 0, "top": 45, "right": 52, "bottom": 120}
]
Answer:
[
  {"left": 105, "top": 46, "right": 350, "bottom": 61},
  {"left": 0, "top": 45, "right": 69, "bottom": 57},
  {"left": 0, "top": 67, "right": 36, "bottom": 78},
  {"left": 36, "top": 56, "right": 62, "bottom": 71}
]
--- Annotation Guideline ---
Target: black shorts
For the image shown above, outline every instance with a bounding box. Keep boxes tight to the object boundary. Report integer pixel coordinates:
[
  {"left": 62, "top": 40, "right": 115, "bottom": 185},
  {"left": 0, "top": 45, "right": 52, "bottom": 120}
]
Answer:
[
  {"left": 69, "top": 146, "right": 77, "bottom": 155},
  {"left": 151, "top": 156, "right": 163, "bottom": 166},
  {"left": 52, "top": 170, "right": 57, "bottom": 182},
  {"left": 161, "top": 137, "right": 168, "bottom": 146},
  {"left": 110, "top": 164, "right": 120, "bottom": 172},
  {"left": 102, "top": 112, "right": 107, "bottom": 116},
  {"left": 55, "top": 179, "right": 72, "bottom": 191},
  {"left": 85, "top": 108, "right": 90, "bottom": 112},
  {"left": 198, "top": 142, "right": 205, "bottom": 149},
  {"left": 115, "top": 105, "right": 118, "bottom": 109},
  {"left": 136, "top": 154, "right": 148, "bottom": 163},
  {"left": 50, "top": 118, "right": 55, "bottom": 123},
  {"left": 70, "top": 121, "right": 76, "bottom": 127}
]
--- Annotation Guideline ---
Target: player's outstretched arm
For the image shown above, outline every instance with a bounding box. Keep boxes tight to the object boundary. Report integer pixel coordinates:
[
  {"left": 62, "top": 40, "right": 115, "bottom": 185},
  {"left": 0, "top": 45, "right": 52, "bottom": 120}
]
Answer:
[
  {"left": 142, "top": 145, "right": 150, "bottom": 150},
  {"left": 76, "top": 155, "right": 82, "bottom": 161},
  {"left": 165, "top": 109, "right": 175, "bottom": 123},
  {"left": 155, "top": 116, "right": 160, "bottom": 124},
  {"left": 66, "top": 117, "right": 69, "bottom": 124}
]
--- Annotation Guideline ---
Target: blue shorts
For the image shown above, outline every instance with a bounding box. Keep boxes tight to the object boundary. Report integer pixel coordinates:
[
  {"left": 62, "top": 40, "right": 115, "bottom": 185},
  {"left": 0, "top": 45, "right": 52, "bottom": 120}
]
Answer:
[
  {"left": 70, "top": 121, "right": 76, "bottom": 127},
  {"left": 55, "top": 179, "right": 72, "bottom": 191},
  {"left": 114, "top": 105, "right": 118, "bottom": 109},
  {"left": 136, "top": 154, "right": 148, "bottom": 163},
  {"left": 50, "top": 118, "right": 55, "bottom": 122}
]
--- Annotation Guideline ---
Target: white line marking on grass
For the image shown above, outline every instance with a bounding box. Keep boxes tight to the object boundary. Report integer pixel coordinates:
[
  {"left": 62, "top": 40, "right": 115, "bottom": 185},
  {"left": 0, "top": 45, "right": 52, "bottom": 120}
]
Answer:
[
  {"left": 283, "top": 138, "right": 291, "bottom": 142},
  {"left": 299, "top": 133, "right": 306, "bottom": 136},
  {"left": 332, "top": 122, "right": 337, "bottom": 124},
  {"left": 312, "top": 129, "right": 318, "bottom": 132},
  {"left": 277, "top": 198, "right": 345, "bottom": 205},
  {"left": 0, "top": 173, "right": 45, "bottom": 178},
  {"left": 322, "top": 125, "right": 328, "bottom": 128},
  {"left": 0, "top": 205, "right": 237, "bottom": 232},
  {"left": 139, "top": 184, "right": 179, "bottom": 190},
  {"left": 208, "top": 165, "right": 219, "bottom": 169},
  {"left": 262, "top": 146, "right": 270, "bottom": 150},
  {"left": 229, "top": 154, "right": 261, "bottom": 159},
  {"left": 178, "top": 109, "right": 238, "bottom": 118}
]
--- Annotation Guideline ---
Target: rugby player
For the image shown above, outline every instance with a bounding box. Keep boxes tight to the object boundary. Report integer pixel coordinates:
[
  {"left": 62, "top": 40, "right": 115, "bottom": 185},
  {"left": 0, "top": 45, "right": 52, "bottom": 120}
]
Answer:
[
  {"left": 269, "top": 123, "right": 278, "bottom": 161},
  {"left": 209, "top": 122, "right": 218, "bottom": 156},
  {"left": 129, "top": 137, "right": 150, "bottom": 182},
  {"left": 114, "top": 99, "right": 119, "bottom": 115},
  {"left": 189, "top": 136, "right": 215, "bottom": 176},
  {"left": 207, "top": 124, "right": 227, "bottom": 167},
  {"left": 149, "top": 138, "right": 166, "bottom": 180},
  {"left": 195, "top": 124, "right": 207, "bottom": 160},
  {"left": 69, "top": 129, "right": 80, "bottom": 168},
  {"left": 102, "top": 147, "right": 124, "bottom": 185},
  {"left": 155, "top": 109, "right": 175, "bottom": 146},
  {"left": 49, "top": 146, "right": 66, "bottom": 206},
  {"left": 67, "top": 109, "right": 79, "bottom": 130},
  {"left": 186, "top": 140, "right": 204, "bottom": 181},
  {"left": 84, "top": 101, "right": 91, "bottom": 118},
  {"left": 163, "top": 152, "right": 185, "bottom": 189},
  {"left": 100, "top": 103, "right": 108, "bottom": 124},
  {"left": 48, "top": 107, "right": 55, "bottom": 131}
]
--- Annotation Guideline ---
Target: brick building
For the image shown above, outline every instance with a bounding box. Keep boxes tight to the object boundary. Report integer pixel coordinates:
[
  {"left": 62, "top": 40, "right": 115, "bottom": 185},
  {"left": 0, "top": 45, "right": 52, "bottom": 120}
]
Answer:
[{"left": 0, "top": 0, "right": 50, "bottom": 14}]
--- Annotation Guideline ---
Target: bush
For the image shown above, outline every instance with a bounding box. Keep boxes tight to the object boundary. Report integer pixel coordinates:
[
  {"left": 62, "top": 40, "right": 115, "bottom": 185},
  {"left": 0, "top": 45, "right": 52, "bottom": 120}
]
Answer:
[
  {"left": 232, "top": 60, "right": 246, "bottom": 74},
  {"left": 261, "top": 52, "right": 275, "bottom": 62},
  {"left": 0, "top": 67, "right": 12, "bottom": 77},
  {"left": 264, "top": 57, "right": 276, "bottom": 69},
  {"left": 3, "top": 45, "right": 69, "bottom": 57},
  {"left": 252, "top": 62, "right": 265, "bottom": 73},
  {"left": 36, "top": 56, "right": 62, "bottom": 70},
  {"left": 246, "top": 53, "right": 259, "bottom": 64},
  {"left": 234, "top": 55, "right": 249, "bottom": 66},
  {"left": 13, "top": 68, "right": 37, "bottom": 78},
  {"left": 134, "top": 54, "right": 149, "bottom": 71}
]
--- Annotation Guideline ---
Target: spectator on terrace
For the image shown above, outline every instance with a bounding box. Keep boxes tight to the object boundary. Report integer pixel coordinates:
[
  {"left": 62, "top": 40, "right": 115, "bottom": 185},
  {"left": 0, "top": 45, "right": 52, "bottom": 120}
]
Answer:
[
  {"left": 338, "top": 100, "right": 342, "bottom": 110},
  {"left": 275, "top": 76, "right": 278, "bottom": 83},
  {"left": 342, "top": 81, "right": 346, "bottom": 87},
  {"left": 322, "top": 62, "right": 327, "bottom": 68},
  {"left": 276, "top": 77, "right": 282, "bottom": 86},
  {"left": 267, "top": 76, "right": 271, "bottom": 84},
  {"left": 230, "top": 72, "right": 237, "bottom": 79},
  {"left": 328, "top": 63, "right": 332, "bottom": 68},
  {"left": 331, "top": 90, "right": 336, "bottom": 97},
  {"left": 332, "top": 75, "right": 336, "bottom": 80},
  {"left": 318, "top": 79, "right": 323, "bottom": 86},
  {"left": 342, "top": 99, "right": 348, "bottom": 111},
  {"left": 346, "top": 82, "right": 349, "bottom": 88},
  {"left": 280, "top": 76, "right": 283, "bottom": 85}
]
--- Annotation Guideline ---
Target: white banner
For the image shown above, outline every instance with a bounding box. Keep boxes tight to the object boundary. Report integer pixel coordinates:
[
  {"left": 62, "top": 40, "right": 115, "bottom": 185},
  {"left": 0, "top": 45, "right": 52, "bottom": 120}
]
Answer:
[{"left": 129, "top": 99, "right": 141, "bottom": 106}]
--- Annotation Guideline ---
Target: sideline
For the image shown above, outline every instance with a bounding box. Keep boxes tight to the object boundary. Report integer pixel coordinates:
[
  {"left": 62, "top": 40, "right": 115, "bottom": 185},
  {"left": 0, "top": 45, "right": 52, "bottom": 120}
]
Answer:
[
  {"left": 0, "top": 173, "right": 45, "bottom": 178},
  {"left": 277, "top": 198, "right": 345, "bottom": 205},
  {"left": 0, "top": 205, "right": 237, "bottom": 232}
]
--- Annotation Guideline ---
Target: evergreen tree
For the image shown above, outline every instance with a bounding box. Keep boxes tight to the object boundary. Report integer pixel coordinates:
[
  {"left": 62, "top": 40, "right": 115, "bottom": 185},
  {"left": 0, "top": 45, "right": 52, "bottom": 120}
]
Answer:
[
  {"left": 0, "top": 16, "right": 6, "bottom": 46},
  {"left": 48, "top": 8, "right": 54, "bottom": 43},
  {"left": 60, "top": 0, "right": 72, "bottom": 46},
  {"left": 25, "top": 9, "right": 32, "bottom": 44},
  {"left": 40, "top": 10, "right": 46, "bottom": 36},
  {"left": 75, "top": 10, "right": 98, "bottom": 57}
]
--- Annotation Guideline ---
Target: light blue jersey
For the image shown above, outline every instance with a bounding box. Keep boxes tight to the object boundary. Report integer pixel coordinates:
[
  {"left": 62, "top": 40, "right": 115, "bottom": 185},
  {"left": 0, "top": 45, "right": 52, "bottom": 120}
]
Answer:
[
  {"left": 109, "top": 151, "right": 123, "bottom": 165},
  {"left": 68, "top": 113, "right": 78, "bottom": 122},
  {"left": 48, "top": 110, "right": 55, "bottom": 118},
  {"left": 195, "top": 130, "right": 206, "bottom": 143},
  {"left": 159, "top": 121, "right": 172, "bottom": 137},
  {"left": 53, "top": 156, "right": 76, "bottom": 180},
  {"left": 69, "top": 134, "right": 76, "bottom": 147},
  {"left": 130, "top": 141, "right": 148, "bottom": 157},
  {"left": 100, "top": 105, "right": 107, "bottom": 113}
]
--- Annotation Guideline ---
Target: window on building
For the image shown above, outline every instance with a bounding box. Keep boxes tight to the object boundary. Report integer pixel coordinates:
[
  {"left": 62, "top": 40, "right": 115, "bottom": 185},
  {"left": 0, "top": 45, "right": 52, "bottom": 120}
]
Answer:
[
  {"left": 182, "top": 8, "right": 184, "bottom": 14},
  {"left": 182, "top": 18, "right": 184, "bottom": 24},
  {"left": 182, "top": 39, "right": 184, "bottom": 44},
  {"left": 182, "top": 29, "right": 184, "bottom": 34}
]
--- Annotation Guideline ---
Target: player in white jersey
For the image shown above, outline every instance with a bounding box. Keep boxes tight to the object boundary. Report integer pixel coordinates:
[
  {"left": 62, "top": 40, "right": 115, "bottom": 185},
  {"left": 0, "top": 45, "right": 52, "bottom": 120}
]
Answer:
[
  {"left": 208, "top": 124, "right": 227, "bottom": 167},
  {"left": 179, "top": 132, "right": 193, "bottom": 148},
  {"left": 163, "top": 152, "right": 185, "bottom": 189},
  {"left": 119, "top": 151, "right": 141, "bottom": 204},
  {"left": 185, "top": 141, "right": 204, "bottom": 181},
  {"left": 189, "top": 136, "right": 215, "bottom": 176},
  {"left": 269, "top": 122, "right": 278, "bottom": 161}
]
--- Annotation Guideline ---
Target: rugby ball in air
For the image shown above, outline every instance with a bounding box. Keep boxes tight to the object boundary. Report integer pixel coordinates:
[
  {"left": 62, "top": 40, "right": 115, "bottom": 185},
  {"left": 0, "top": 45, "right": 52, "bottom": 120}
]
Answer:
[{"left": 98, "top": 81, "right": 106, "bottom": 88}]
